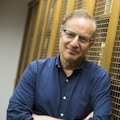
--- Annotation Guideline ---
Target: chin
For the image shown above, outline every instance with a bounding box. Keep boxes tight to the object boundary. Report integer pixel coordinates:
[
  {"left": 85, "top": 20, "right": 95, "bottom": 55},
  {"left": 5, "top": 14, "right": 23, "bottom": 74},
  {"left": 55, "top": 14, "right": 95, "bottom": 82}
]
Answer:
[
  {"left": 65, "top": 55, "right": 79, "bottom": 62},
  {"left": 62, "top": 52, "right": 82, "bottom": 61}
]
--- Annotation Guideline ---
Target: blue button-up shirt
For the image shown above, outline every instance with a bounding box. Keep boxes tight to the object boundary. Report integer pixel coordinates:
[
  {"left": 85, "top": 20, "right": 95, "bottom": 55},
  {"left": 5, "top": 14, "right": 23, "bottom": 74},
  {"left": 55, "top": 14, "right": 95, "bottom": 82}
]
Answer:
[{"left": 7, "top": 55, "right": 112, "bottom": 120}]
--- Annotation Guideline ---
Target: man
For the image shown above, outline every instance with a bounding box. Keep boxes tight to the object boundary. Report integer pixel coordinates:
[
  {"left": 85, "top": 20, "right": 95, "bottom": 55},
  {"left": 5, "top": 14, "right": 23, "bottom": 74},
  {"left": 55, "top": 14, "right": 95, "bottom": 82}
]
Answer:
[{"left": 7, "top": 9, "right": 112, "bottom": 120}]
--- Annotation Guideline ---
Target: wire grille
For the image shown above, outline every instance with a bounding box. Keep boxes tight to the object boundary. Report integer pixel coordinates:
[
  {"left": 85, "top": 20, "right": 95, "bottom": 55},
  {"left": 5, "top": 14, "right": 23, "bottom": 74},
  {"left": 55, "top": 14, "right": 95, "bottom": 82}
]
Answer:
[
  {"left": 94, "top": 0, "right": 113, "bottom": 17},
  {"left": 86, "top": 17, "right": 109, "bottom": 65},
  {"left": 33, "top": 0, "right": 48, "bottom": 60},
  {"left": 40, "top": 0, "right": 57, "bottom": 59},
  {"left": 85, "top": 0, "right": 112, "bottom": 66},
  {"left": 109, "top": 17, "right": 120, "bottom": 120},
  {"left": 74, "top": 0, "right": 86, "bottom": 9},
  {"left": 52, "top": 0, "right": 69, "bottom": 56}
]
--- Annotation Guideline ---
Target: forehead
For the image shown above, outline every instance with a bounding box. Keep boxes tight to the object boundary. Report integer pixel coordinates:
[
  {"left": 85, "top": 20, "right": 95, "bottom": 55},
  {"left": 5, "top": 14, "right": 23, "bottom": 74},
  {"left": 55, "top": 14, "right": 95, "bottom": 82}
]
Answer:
[
  {"left": 65, "top": 16, "right": 93, "bottom": 27},
  {"left": 65, "top": 17, "right": 94, "bottom": 36}
]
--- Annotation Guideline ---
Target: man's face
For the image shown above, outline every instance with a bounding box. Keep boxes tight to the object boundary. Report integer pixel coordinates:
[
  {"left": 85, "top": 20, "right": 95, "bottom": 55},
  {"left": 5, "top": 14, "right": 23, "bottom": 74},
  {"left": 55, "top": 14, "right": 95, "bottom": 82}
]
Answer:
[{"left": 59, "top": 16, "right": 94, "bottom": 63}]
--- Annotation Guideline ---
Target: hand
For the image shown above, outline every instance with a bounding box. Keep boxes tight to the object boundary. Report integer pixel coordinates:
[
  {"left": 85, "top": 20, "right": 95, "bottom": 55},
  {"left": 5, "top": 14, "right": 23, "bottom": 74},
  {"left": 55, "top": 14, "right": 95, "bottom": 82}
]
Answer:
[
  {"left": 32, "top": 114, "right": 62, "bottom": 120},
  {"left": 84, "top": 111, "right": 94, "bottom": 120}
]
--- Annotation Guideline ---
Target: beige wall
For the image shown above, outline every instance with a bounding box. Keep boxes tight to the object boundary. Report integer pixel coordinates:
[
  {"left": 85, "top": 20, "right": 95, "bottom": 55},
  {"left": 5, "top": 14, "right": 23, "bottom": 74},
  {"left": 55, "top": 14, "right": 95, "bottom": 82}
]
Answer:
[{"left": 0, "top": 0, "right": 31, "bottom": 119}]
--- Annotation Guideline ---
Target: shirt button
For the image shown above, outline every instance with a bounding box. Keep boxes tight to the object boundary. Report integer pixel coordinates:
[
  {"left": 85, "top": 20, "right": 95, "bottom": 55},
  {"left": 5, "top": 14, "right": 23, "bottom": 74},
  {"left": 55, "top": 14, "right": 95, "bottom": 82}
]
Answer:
[
  {"left": 57, "top": 65, "right": 60, "bottom": 68},
  {"left": 60, "top": 113, "right": 64, "bottom": 117},
  {"left": 63, "top": 96, "right": 66, "bottom": 100},
  {"left": 66, "top": 79, "right": 69, "bottom": 82}
]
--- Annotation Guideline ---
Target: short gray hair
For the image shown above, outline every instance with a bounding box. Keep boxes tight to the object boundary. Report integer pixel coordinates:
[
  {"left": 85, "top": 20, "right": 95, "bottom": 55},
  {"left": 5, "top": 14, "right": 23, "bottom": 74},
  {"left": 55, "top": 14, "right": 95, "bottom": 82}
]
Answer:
[{"left": 61, "top": 9, "right": 96, "bottom": 39}]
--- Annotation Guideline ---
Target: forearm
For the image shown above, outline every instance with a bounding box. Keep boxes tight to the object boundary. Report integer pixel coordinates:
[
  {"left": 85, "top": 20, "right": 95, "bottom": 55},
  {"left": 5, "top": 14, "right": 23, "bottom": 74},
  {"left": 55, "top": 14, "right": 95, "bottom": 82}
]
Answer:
[
  {"left": 32, "top": 114, "right": 62, "bottom": 120},
  {"left": 32, "top": 112, "right": 94, "bottom": 120},
  {"left": 84, "top": 112, "right": 94, "bottom": 120}
]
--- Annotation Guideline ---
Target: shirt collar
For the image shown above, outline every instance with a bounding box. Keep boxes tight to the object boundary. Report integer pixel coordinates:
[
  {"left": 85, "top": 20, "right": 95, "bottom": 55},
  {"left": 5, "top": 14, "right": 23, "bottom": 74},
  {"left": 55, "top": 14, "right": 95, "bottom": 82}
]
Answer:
[
  {"left": 55, "top": 55, "right": 61, "bottom": 68},
  {"left": 55, "top": 55, "right": 86, "bottom": 71}
]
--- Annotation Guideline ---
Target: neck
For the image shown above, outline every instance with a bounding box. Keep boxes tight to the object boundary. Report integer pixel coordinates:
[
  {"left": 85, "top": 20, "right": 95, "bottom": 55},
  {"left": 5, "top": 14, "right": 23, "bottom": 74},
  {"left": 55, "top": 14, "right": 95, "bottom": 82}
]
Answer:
[{"left": 60, "top": 55, "right": 83, "bottom": 77}]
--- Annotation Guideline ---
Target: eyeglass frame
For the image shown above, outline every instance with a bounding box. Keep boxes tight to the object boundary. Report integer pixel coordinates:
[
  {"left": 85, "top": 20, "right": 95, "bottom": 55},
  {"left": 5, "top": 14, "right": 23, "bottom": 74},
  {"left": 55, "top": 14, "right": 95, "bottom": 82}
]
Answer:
[{"left": 61, "top": 29, "right": 94, "bottom": 43}]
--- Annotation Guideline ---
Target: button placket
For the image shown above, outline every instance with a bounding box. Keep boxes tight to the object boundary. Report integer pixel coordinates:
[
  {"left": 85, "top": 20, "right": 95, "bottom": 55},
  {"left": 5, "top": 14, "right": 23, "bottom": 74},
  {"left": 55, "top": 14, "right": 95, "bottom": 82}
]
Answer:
[{"left": 59, "top": 77, "right": 70, "bottom": 118}]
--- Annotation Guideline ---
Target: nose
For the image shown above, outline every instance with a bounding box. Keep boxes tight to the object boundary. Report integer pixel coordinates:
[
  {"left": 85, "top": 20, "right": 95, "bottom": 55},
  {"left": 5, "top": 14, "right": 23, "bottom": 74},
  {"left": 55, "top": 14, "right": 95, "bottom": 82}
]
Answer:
[{"left": 70, "top": 35, "right": 79, "bottom": 47}]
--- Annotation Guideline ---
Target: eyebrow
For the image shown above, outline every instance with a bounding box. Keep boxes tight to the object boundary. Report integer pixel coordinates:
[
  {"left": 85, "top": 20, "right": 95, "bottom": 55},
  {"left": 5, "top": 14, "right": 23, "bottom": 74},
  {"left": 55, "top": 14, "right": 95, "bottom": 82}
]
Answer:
[{"left": 66, "top": 29, "right": 91, "bottom": 38}]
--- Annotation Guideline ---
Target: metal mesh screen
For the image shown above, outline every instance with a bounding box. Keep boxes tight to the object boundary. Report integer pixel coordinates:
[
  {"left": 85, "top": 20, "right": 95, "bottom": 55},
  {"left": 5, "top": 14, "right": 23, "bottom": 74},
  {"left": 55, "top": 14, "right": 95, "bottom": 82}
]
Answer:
[
  {"left": 85, "top": 0, "right": 112, "bottom": 66},
  {"left": 74, "top": 0, "right": 86, "bottom": 9},
  {"left": 33, "top": 0, "right": 48, "bottom": 60},
  {"left": 40, "top": 0, "right": 56, "bottom": 59},
  {"left": 94, "top": 0, "right": 113, "bottom": 17},
  {"left": 109, "top": 17, "right": 120, "bottom": 120},
  {"left": 52, "top": 0, "right": 69, "bottom": 56}
]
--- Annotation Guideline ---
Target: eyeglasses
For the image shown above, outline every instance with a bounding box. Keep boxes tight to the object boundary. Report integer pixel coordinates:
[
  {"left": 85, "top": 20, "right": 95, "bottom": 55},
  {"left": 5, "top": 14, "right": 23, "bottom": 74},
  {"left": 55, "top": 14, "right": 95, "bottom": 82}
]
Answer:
[{"left": 62, "top": 29, "right": 93, "bottom": 43}]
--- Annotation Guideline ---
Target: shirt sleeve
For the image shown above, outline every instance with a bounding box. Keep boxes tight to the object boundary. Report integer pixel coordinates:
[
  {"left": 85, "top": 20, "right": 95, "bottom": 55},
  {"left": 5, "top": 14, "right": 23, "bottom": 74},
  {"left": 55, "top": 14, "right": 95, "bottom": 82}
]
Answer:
[
  {"left": 90, "top": 68, "right": 112, "bottom": 120},
  {"left": 7, "top": 62, "right": 37, "bottom": 120}
]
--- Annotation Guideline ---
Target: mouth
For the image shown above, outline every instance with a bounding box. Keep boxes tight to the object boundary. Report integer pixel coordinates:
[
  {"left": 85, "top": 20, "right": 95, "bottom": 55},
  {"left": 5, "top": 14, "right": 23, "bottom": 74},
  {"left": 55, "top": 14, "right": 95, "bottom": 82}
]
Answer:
[{"left": 67, "top": 48, "right": 79, "bottom": 55}]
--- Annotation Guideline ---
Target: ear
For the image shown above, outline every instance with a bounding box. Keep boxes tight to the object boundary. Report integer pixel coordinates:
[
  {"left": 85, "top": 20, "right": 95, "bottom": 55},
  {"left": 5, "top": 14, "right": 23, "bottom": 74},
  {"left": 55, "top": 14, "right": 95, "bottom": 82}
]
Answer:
[
  {"left": 90, "top": 41, "right": 94, "bottom": 47},
  {"left": 87, "top": 42, "right": 94, "bottom": 51}
]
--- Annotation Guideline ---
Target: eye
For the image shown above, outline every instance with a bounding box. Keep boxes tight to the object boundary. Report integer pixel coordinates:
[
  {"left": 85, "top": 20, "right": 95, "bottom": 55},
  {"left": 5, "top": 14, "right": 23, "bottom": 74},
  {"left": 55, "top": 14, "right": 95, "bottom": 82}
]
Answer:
[
  {"left": 78, "top": 36, "right": 88, "bottom": 43},
  {"left": 66, "top": 31, "right": 76, "bottom": 38}
]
